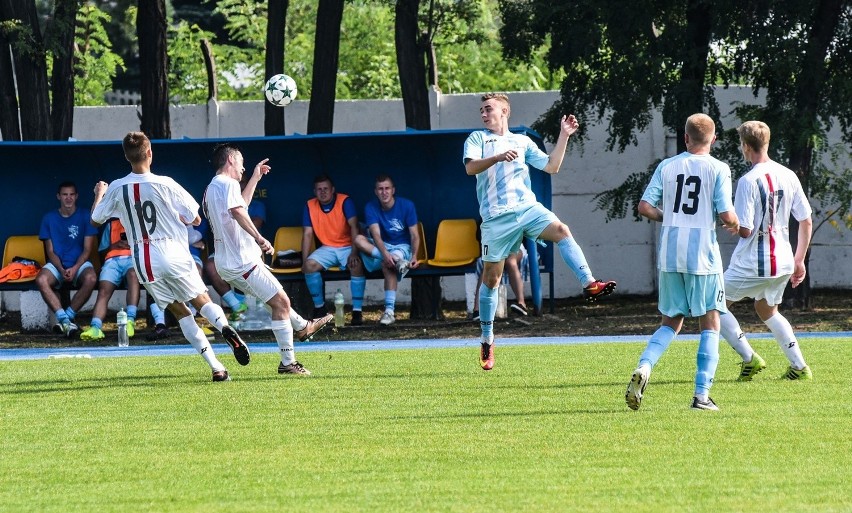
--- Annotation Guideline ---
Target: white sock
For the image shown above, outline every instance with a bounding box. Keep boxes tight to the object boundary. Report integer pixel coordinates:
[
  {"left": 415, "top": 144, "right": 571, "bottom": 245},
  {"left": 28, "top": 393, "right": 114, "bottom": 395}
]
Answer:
[
  {"left": 178, "top": 316, "right": 224, "bottom": 371},
  {"left": 720, "top": 312, "right": 754, "bottom": 361},
  {"left": 289, "top": 309, "right": 307, "bottom": 332},
  {"left": 199, "top": 302, "right": 228, "bottom": 332},
  {"left": 764, "top": 313, "right": 807, "bottom": 369},
  {"left": 272, "top": 319, "right": 295, "bottom": 366}
]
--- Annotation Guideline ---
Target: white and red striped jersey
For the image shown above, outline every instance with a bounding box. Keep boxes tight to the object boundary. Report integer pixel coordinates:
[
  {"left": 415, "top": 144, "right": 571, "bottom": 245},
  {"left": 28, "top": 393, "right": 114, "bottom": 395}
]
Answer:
[
  {"left": 726, "top": 161, "right": 812, "bottom": 278},
  {"left": 91, "top": 172, "right": 200, "bottom": 284}
]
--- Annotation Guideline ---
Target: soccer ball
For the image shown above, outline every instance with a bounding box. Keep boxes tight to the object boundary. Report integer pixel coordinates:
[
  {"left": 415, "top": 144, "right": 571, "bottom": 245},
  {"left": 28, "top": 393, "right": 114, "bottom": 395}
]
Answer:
[{"left": 264, "top": 74, "right": 298, "bottom": 107}]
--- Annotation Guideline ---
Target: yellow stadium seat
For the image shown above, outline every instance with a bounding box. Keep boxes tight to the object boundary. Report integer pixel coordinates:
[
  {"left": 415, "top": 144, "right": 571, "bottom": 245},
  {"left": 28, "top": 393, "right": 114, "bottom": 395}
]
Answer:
[
  {"left": 1, "top": 235, "right": 45, "bottom": 284},
  {"left": 426, "top": 219, "right": 480, "bottom": 267},
  {"left": 270, "top": 226, "right": 311, "bottom": 275},
  {"left": 415, "top": 222, "right": 428, "bottom": 263}
]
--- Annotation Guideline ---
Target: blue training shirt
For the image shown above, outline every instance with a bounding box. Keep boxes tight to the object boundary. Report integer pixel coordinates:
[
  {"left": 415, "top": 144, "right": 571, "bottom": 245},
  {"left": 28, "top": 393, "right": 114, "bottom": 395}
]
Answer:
[
  {"left": 364, "top": 197, "right": 418, "bottom": 246},
  {"left": 39, "top": 208, "right": 98, "bottom": 269}
]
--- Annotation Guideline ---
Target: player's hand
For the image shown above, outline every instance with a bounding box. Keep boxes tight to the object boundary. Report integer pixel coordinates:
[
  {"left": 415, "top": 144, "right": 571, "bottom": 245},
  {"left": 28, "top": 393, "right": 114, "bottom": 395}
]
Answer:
[
  {"left": 94, "top": 181, "right": 108, "bottom": 196},
  {"left": 499, "top": 149, "right": 519, "bottom": 162},
  {"left": 252, "top": 159, "right": 271, "bottom": 181},
  {"left": 791, "top": 261, "right": 807, "bottom": 288},
  {"left": 561, "top": 114, "right": 579, "bottom": 137},
  {"left": 256, "top": 237, "right": 273, "bottom": 254},
  {"left": 409, "top": 258, "right": 420, "bottom": 269}
]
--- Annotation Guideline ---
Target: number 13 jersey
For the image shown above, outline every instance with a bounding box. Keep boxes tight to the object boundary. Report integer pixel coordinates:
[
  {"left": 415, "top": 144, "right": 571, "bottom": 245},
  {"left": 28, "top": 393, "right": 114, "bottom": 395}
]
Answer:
[
  {"left": 641, "top": 152, "right": 734, "bottom": 275},
  {"left": 91, "top": 172, "right": 200, "bottom": 284}
]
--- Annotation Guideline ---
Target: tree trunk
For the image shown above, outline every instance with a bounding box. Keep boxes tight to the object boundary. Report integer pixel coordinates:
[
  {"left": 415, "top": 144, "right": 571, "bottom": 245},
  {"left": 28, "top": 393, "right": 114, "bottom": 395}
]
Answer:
[
  {"left": 783, "top": 0, "right": 842, "bottom": 310},
  {"left": 0, "top": 31, "right": 21, "bottom": 141},
  {"left": 395, "top": 0, "right": 430, "bottom": 130},
  {"left": 49, "top": 0, "right": 78, "bottom": 141},
  {"left": 264, "top": 0, "right": 288, "bottom": 135},
  {"left": 307, "top": 0, "right": 343, "bottom": 135},
  {"left": 200, "top": 39, "right": 217, "bottom": 102},
  {"left": 137, "top": 0, "right": 170, "bottom": 139},
  {"left": 0, "top": 0, "right": 51, "bottom": 140},
  {"left": 670, "top": 0, "right": 713, "bottom": 153}
]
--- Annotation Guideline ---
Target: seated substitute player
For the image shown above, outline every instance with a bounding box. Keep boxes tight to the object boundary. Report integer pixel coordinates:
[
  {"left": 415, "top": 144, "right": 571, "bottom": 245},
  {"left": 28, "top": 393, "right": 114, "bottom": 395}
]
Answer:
[
  {"left": 353, "top": 174, "right": 421, "bottom": 326},
  {"left": 36, "top": 181, "right": 99, "bottom": 338},
  {"left": 80, "top": 219, "right": 141, "bottom": 341},
  {"left": 625, "top": 113, "right": 739, "bottom": 411},
  {"left": 92, "top": 131, "right": 249, "bottom": 382},
  {"left": 302, "top": 174, "right": 367, "bottom": 324},
  {"left": 463, "top": 92, "right": 616, "bottom": 371},
  {"left": 719, "top": 120, "right": 814, "bottom": 381},
  {"left": 204, "top": 143, "right": 315, "bottom": 374}
]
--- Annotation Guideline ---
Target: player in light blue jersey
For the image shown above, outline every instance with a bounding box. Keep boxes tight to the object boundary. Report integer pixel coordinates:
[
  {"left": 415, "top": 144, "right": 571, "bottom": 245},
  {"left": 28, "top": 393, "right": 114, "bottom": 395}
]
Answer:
[
  {"left": 463, "top": 92, "right": 616, "bottom": 371},
  {"left": 626, "top": 113, "right": 740, "bottom": 411}
]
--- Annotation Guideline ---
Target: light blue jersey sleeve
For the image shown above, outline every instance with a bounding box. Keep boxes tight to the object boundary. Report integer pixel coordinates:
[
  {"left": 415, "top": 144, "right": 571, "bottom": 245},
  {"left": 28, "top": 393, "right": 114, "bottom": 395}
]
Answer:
[
  {"left": 463, "top": 131, "right": 484, "bottom": 163},
  {"left": 641, "top": 161, "right": 666, "bottom": 206},
  {"left": 712, "top": 165, "right": 734, "bottom": 215},
  {"left": 524, "top": 137, "right": 549, "bottom": 170}
]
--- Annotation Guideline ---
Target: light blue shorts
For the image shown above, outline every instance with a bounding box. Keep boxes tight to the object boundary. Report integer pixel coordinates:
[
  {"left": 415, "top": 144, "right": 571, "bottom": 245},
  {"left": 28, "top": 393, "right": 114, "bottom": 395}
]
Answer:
[
  {"left": 307, "top": 245, "right": 354, "bottom": 270},
  {"left": 658, "top": 271, "right": 727, "bottom": 318},
  {"left": 43, "top": 261, "right": 95, "bottom": 288},
  {"left": 361, "top": 242, "right": 411, "bottom": 273},
  {"left": 99, "top": 256, "right": 135, "bottom": 286},
  {"left": 480, "top": 203, "right": 556, "bottom": 262}
]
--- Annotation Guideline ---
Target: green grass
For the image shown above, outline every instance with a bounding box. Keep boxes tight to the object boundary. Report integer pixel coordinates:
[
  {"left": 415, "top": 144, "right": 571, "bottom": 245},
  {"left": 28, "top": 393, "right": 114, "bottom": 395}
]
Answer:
[{"left": 1, "top": 338, "right": 851, "bottom": 512}]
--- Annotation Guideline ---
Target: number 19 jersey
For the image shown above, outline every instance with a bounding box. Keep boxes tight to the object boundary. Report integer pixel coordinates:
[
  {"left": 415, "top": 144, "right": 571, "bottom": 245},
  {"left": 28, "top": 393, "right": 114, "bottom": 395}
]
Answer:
[
  {"left": 641, "top": 152, "right": 734, "bottom": 275},
  {"left": 91, "top": 172, "right": 200, "bottom": 284}
]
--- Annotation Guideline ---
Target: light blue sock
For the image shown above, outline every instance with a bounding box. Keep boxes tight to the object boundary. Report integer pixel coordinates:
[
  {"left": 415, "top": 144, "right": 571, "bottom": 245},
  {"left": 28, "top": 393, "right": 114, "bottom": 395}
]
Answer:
[
  {"left": 126, "top": 305, "right": 137, "bottom": 321},
  {"left": 557, "top": 237, "right": 594, "bottom": 287},
  {"left": 351, "top": 277, "right": 366, "bottom": 311},
  {"left": 65, "top": 307, "right": 76, "bottom": 321},
  {"left": 384, "top": 290, "right": 396, "bottom": 313},
  {"left": 221, "top": 290, "right": 242, "bottom": 310},
  {"left": 639, "top": 325, "right": 677, "bottom": 368},
  {"left": 55, "top": 309, "right": 69, "bottom": 324},
  {"left": 91, "top": 317, "right": 103, "bottom": 329},
  {"left": 149, "top": 302, "right": 165, "bottom": 325},
  {"left": 305, "top": 272, "right": 325, "bottom": 307},
  {"left": 695, "top": 330, "right": 720, "bottom": 397},
  {"left": 479, "top": 284, "right": 498, "bottom": 340}
]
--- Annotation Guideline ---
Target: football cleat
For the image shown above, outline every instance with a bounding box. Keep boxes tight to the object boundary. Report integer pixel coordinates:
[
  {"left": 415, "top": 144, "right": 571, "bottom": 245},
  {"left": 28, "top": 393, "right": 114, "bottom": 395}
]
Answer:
[
  {"left": 625, "top": 366, "right": 650, "bottom": 411},
  {"left": 145, "top": 323, "right": 171, "bottom": 341},
  {"left": 65, "top": 322, "right": 80, "bottom": 339},
  {"left": 583, "top": 280, "right": 617, "bottom": 303},
  {"left": 126, "top": 320, "right": 135, "bottom": 338},
  {"left": 480, "top": 341, "right": 495, "bottom": 371},
  {"left": 295, "top": 313, "right": 333, "bottom": 342},
  {"left": 510, "top": 303, "right": 529, "bottom": 316},
  {"left": 396, "top": 259, "right": 410, "bottom": 280},
  {"left": 212, "top": 369, "right": 230, "bottom": 382},
  {"left": 221, "top": 325, "right": 251, "bottom": 366},
  {"left": 691, "top": 396, "right": 719, "bottom": 411},
  {"left": 311, "top": 305, "right": 329, "bottom": 319},
  {"left": 737, "top": 352, "right": 767, "bottom": 382},
  {"left": 228, "top": 302, "right": 248, "bottom": 322},
  {"left": 782, "top": 365, "right": 813, "bottom": 380},
  {"left": 278, "top": 361, "right": 311, "bottom": 375},
  {"left": 350, "top": 310, "right": 363, "bottom": 326},
  {"left": 379, "top": 310, "right": 395, "bottom": 326},
  {"left": 80, "top": 326, "right": 105, "bottom": 341}
]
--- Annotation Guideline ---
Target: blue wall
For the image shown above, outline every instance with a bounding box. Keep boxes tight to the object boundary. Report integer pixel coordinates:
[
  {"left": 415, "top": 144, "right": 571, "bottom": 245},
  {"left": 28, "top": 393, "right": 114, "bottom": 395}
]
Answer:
[{"left": 0, "top": 127, "right": 552, "bottom": 270}]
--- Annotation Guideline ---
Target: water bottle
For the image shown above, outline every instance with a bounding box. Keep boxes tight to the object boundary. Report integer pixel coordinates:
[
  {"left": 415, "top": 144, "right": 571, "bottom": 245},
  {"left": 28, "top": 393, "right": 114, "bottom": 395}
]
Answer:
[
  {"left": 334, "top": 289, "right": 345, "bottom": 328},
  {"left": 116, "top": 307, "right": 129, "bottom": 347}
]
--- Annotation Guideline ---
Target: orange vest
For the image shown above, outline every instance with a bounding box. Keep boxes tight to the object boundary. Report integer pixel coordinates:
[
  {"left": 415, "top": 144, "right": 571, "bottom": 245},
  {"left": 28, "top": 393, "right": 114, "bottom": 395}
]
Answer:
[
  {"left": 104, "top": 219, "right": 131, "bottom": 260},
  {"left": 0, "top": 262, "right": 39, "bottom": 283},
  {"left": 307, "top": 193, "right": 351, "bottom": 247}
]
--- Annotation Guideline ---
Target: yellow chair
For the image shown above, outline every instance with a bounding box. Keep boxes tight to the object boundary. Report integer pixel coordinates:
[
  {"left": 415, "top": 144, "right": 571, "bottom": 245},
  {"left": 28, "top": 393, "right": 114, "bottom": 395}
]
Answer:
[
  {"left": 415, "top": 222, "right": 428, "bottom": 263},
  {"left": 1, "top": 235, "right": 46, "bottom": 284},
  {"left": 270, "top": 226, "right": 312, "bottom": 275},
  {"left": 426, "top": 219, "right": 480, "bottom": 267}
]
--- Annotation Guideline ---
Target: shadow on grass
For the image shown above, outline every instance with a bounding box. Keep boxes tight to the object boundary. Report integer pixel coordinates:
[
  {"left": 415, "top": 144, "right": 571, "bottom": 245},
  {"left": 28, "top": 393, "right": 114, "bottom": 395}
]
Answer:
[{"left": 0, "top": 373, "right": 205, "bottom": 395}]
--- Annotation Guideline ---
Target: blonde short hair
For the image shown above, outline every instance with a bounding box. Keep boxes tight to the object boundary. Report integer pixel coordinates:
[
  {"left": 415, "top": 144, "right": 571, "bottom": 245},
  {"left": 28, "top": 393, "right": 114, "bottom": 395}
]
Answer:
[
  {"left": 481, "top": 92, "right": 511, "bottom": 116},
  {"left": 123, "top": 131, "right": 151, "bottom": 164},
  {"left": 685, "top": 114, "right": 715, "bottom": 145},
  {"left": 737, "top": 121, "right": 770, "bottom": 152}
]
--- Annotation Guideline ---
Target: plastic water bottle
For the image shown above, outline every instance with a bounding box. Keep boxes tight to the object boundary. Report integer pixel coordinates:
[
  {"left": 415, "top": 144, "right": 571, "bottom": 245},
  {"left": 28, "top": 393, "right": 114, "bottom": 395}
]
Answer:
[
  {"left": 116, "top": 308, "right": 129, "bottom": 347},
  {"left": 334, "top": 289, "right": 345, "bottom": 328}
]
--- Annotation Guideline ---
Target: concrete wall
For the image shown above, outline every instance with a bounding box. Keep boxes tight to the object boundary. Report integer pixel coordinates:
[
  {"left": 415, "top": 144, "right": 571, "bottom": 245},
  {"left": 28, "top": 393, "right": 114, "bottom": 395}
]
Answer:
[{"left": 5, "top": 87, "right": 848, "bottom": 315}]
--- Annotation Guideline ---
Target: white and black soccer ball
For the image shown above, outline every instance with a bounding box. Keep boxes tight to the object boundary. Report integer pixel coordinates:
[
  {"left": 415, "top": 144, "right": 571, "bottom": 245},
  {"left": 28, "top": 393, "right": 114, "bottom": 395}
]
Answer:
[{"left": 264, "top": 74, "right": 298, "bottom": 107}]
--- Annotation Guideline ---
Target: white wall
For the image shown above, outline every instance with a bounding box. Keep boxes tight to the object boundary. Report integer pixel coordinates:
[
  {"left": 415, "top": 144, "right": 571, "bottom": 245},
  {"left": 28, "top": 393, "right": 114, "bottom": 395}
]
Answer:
[{"left": 52, "top": 88, "right": 852, "bottom": 306}]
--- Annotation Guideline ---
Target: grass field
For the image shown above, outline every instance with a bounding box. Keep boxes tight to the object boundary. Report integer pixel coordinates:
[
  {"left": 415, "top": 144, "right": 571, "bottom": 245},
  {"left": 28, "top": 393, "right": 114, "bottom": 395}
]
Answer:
[{"left": 1, "top": 337, "right": 850, "bottom": 512}]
